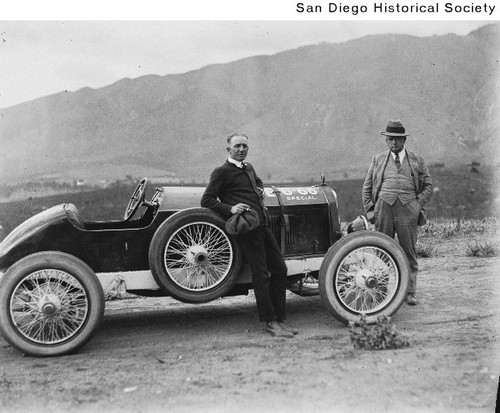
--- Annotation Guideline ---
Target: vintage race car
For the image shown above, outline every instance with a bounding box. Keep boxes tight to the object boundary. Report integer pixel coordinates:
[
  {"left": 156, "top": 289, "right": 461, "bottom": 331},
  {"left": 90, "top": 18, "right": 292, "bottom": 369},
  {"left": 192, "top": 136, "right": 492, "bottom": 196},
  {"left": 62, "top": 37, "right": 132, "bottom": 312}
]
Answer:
[{"left": 0, "top": 178, "right": 410, "bottom": 356}]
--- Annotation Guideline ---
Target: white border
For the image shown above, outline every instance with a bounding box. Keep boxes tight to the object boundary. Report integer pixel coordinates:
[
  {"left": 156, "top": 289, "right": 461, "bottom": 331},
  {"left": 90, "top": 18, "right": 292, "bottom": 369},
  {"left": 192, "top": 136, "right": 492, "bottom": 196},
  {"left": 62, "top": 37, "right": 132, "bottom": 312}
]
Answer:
[{"left": 3, "top": 0, "right": 499, "bottom": 21}]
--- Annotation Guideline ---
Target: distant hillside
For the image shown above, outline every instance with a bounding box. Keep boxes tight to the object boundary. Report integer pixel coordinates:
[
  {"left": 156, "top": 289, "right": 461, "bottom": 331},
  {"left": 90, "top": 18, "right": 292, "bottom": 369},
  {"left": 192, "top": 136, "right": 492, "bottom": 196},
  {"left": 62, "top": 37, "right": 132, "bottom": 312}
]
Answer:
[{"left": 1, "top": 23, "right": 498, "bottom": 184}]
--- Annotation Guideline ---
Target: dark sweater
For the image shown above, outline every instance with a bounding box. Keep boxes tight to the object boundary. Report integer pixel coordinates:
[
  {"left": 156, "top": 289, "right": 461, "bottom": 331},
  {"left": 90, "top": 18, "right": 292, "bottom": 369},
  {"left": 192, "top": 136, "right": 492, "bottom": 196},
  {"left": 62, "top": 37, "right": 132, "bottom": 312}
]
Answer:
[{"left": 201, "top": 160, "right": 265, "bottom": 223}]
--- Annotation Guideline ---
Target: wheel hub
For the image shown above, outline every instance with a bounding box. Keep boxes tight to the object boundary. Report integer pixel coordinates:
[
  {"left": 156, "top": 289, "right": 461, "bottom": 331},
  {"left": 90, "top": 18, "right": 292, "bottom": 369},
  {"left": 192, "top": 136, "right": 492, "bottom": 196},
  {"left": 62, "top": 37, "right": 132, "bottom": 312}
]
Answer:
[
  {"left": 364, "top": 275, "right": 378, "bottom": 289},
  {"left": 38, "top": 294, "right": 62, "bottom": 316},
  {"left": 355, "top": 269, "right": 378, "bottom": 289},
  {"left": 187, "top": 245, "right": 208, "bottom": 265}
]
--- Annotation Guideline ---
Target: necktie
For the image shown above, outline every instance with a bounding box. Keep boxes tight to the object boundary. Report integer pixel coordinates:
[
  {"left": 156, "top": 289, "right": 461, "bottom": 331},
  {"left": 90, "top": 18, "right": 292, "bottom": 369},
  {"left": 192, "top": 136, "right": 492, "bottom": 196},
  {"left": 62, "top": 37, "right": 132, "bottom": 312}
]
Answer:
[
  {"left": 241, "top": 163, "right": 246, "bottom": 170},
  {"left": 394, "top": 152, "right": 401, "bottom": 172}
]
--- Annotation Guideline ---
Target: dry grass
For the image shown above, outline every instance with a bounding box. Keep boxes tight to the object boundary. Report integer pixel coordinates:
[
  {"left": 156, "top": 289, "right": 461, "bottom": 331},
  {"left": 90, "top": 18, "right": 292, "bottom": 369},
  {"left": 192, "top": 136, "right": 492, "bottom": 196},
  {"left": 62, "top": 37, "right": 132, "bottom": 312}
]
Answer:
[
  {"left": 418, "top": 217, "right": 498, "bottom": 239},
  {"left": 340, "top": 217, "right": 498, "bottom": 259},
  {"left": 465, "top": 240, "right": 499, "bottom": 257},
  {"left": 342, "top": 217, "right": 497, "bottom": 240},
  {"left": 416, "top": 239, "right": 438, "bottom": 258}
]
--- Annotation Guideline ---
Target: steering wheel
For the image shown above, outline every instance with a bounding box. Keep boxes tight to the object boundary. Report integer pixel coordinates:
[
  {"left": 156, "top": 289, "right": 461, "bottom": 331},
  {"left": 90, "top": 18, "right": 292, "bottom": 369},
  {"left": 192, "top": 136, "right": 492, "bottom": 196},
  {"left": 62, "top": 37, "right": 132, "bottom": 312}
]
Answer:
[{"left": 124, "top": 178, "right": 148, "bottom": 220}]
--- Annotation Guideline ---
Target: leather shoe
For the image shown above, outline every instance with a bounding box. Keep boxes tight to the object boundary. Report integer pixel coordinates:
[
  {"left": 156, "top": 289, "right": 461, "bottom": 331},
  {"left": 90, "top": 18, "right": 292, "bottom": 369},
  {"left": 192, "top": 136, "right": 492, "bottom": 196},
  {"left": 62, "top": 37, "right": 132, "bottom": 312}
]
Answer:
[
  {"left": 266, "top": 321, "right": 294, "bottom": 338},
  {"left": 406, "top": 294, "right": 417, "bottom": 306},
  {"left": 278, "top": 321, "right": 298, "bottom": 335}
]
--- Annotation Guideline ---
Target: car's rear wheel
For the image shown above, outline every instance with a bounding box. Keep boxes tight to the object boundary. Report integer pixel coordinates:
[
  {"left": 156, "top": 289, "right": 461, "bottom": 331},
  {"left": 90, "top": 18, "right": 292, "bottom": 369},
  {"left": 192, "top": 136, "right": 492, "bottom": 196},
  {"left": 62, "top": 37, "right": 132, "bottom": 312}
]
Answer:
[
  {"left": 319, "top": 231, "right": 410, "bottom": 325},
  {"left": 0, "top": 251, "right": 105, "bottom": 357},
  {"left": 149, "top": 208, "right": 242, "bottom": 303}
]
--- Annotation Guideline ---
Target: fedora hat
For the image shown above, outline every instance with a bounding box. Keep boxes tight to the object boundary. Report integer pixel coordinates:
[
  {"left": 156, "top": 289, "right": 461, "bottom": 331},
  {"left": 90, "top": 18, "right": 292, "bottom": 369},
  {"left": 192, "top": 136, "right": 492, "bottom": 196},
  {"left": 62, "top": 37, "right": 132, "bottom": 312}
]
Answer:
[
  {"left": 380, "top": 120, "right": 410, "bottom": 137},
  {"left": 225, "top": 209, "right": 259, "bottom": 235}
]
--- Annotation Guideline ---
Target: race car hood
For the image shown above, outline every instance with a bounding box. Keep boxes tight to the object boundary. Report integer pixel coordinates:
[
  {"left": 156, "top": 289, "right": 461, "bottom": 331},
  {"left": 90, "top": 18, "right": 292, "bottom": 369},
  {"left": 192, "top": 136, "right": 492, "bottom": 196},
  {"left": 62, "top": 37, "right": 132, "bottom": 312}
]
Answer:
[{"left": 159, "top": 185, "right": 337, "bottom": 211}]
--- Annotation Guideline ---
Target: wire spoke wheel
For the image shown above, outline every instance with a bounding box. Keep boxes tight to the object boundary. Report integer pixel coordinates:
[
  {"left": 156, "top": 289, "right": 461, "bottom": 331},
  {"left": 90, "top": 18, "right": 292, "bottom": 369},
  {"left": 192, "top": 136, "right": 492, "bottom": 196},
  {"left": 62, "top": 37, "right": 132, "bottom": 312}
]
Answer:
[
  {"left": 149, "top": 208, "right": 242, "bottom": 303},
  {"left": 0, "top": 252, "right": 104, "bottom": 356},
  {"left": 335, "top": 246, "right": 398, "bottom": 314},
  {"left": 165, "top": 222, "right": 233, "bottom": 291},
  {"left": 10, "top": 269, "right": 89, "bottom": 344},
  {"left": 319, "top": 231, "right": 410, "bottom": 324}
]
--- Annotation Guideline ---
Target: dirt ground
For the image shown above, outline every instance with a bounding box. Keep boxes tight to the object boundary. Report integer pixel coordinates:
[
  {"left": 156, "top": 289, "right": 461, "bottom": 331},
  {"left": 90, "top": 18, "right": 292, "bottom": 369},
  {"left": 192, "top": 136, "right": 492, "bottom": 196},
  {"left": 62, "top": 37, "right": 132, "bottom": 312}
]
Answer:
[{"left": 0, "top": 235, "right": 499, "bottom": 413}]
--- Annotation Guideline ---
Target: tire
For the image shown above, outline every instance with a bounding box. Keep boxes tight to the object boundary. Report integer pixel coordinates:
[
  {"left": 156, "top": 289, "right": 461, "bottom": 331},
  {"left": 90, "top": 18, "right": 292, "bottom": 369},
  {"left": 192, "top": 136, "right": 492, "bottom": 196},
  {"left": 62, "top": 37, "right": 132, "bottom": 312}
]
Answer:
[
  {"left": 319, "top": 231, "right": 410, "bottom": 325},
  {"left": 0, "top": 251, "right": 105, "bottom": 357},
  {"left": 149, "top": 208, "right": 243, "bottom": 303}
]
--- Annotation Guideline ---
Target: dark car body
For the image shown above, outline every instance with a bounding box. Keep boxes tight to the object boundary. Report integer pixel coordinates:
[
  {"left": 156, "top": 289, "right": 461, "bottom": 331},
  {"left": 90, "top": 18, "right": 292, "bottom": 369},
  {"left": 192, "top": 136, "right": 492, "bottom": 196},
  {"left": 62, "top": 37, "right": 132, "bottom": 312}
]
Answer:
[{"left": 0, "top": 184, "right": 341, "bottom": 293}]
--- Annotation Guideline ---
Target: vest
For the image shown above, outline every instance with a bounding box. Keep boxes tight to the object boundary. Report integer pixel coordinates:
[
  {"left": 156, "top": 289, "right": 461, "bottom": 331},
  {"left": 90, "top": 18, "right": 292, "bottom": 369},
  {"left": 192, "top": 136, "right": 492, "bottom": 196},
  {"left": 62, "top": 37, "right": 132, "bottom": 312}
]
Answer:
[{"left": 378, "top": 155, "right": 417, "bottom": 205}]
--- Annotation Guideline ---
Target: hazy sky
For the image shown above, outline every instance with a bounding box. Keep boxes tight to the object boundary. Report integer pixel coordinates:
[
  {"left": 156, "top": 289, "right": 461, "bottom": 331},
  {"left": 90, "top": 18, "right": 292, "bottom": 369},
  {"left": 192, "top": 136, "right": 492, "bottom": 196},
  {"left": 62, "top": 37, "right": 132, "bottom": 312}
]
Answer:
[{"left": 0, "top": 19, "right": 492, "bottom": 108}]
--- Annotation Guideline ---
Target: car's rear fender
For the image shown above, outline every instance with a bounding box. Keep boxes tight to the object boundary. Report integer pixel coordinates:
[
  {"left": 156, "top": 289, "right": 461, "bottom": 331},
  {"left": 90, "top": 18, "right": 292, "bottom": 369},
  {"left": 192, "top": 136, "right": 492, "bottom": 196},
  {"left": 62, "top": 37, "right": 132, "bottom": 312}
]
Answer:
[{"left": 0, "top": 204, "right": 68, "bottom": 270}]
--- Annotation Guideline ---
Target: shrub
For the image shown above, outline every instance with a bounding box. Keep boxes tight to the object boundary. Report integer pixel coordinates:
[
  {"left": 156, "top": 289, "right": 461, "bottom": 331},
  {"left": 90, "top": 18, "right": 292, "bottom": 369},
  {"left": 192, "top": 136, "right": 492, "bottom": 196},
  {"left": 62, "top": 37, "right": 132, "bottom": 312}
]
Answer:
[
  {"left": 349, "top": 315, "right": 410, "bottom": 350},
  {"left": 416, "top": 239, "right": 437, "bottom": 258},
  {"left": 465, "top": 241, "right": 499, "bottom": 257}
]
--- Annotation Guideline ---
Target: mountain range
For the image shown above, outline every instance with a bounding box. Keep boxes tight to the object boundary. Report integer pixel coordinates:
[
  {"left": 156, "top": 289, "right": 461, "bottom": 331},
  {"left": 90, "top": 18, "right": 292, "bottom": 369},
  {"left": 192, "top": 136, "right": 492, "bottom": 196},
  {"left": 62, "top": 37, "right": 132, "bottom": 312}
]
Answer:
[{"left": 1, "top": 23, "right": 498, "bottom": 185}]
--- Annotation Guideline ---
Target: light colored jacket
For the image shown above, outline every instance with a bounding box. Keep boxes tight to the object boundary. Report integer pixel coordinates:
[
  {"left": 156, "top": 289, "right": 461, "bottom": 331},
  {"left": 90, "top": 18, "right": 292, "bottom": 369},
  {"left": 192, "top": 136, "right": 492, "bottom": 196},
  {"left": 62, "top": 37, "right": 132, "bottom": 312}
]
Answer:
[{"left": 362, "top": 150, "right": 433, "bottom": 213}]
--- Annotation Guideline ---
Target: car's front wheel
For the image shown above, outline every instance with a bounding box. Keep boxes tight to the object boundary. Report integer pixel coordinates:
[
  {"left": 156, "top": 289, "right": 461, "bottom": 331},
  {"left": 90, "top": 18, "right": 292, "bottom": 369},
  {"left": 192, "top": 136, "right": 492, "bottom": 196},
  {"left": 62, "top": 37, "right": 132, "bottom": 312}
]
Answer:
[
  {"left": 319, "top": 231, "right": 410, "bottom": 325},
  {"left": 0, "top": 251, "right": 105, "bottom": 357},
  {"left": 149, "top": 208, "right": 242, "bottom": 303}
]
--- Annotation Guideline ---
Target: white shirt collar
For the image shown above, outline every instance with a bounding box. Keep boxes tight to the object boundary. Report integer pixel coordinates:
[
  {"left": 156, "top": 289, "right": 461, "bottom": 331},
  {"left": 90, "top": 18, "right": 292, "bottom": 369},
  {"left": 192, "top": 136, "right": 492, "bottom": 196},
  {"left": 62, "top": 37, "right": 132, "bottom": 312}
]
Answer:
[
  {"left": 228, "top": 157, "right": 245, "bottom": 168},
  {"left": 391, "top": 148, "right": 406, "bottom": 162}
]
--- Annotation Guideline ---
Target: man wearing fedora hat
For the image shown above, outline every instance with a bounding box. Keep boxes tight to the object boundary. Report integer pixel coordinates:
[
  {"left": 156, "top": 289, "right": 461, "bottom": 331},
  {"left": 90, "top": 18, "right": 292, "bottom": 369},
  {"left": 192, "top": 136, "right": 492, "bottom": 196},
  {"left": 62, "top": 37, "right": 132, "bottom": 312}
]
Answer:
[
  {"left": 362, "top": 120, "right": 433, "bottom": 305},
  {"left": 201, "top": 133, "right": 296, "bottom": 338}
]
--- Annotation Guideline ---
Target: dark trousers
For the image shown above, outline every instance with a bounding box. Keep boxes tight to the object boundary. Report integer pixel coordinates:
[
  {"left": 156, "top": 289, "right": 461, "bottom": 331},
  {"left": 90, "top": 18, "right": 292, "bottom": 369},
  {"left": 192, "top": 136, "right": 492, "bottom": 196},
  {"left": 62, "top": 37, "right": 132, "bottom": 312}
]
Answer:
[
  {"left": 238, "top": 226, "right": 288, "bottom": 322},
  {"left": 374, "top": 198, "right": 420, "bottom": 294}
]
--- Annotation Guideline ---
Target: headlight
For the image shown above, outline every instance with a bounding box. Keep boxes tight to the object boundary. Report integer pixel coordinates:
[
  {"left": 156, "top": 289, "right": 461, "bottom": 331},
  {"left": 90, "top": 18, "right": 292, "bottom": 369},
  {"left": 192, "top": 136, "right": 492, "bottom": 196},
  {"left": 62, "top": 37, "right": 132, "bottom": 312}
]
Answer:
[{"left": 347, "top": 215, "right": 369, "bottom": 233}]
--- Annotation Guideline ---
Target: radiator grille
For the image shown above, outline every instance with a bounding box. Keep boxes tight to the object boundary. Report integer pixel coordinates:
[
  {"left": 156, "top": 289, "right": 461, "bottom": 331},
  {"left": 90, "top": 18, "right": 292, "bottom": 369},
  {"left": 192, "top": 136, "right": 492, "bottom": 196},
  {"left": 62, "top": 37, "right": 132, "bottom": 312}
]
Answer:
[{"left": 268, "top": 205, "right": 330, "bottom": 256}]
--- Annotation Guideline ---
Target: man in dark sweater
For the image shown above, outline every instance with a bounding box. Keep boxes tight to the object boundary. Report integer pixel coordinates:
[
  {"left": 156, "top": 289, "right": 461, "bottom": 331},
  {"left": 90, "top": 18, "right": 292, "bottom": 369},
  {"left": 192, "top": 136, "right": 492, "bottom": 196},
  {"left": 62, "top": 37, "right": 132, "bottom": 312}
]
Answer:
[{"left": 201, "top": 133, "right": 297, "bottom": 338}]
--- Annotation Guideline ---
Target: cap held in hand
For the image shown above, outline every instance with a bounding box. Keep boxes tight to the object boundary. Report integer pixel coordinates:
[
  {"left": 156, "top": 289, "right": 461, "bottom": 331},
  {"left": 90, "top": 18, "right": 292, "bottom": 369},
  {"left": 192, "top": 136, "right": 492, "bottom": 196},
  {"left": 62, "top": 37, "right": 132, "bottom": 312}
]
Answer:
[{"left": 225, "top": 209, "right": 259, "bottom": 235}]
